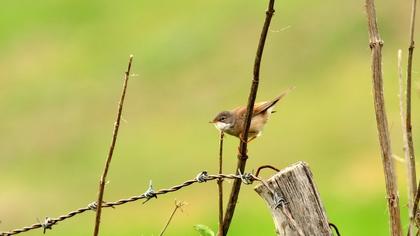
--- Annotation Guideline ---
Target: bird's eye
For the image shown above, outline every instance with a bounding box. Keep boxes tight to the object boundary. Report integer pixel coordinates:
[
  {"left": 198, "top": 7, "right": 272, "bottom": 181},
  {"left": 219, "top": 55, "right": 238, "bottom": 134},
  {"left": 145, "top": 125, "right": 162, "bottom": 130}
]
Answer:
[{"left": 220, "top": 116, "right": 225, "bottom": 121}]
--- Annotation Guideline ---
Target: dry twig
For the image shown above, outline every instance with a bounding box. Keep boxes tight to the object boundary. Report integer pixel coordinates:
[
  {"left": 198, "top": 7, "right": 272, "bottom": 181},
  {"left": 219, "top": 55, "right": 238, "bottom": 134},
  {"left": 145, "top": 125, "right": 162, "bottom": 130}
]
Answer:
[
  {"left": 406, "top": 0, "right": 417, "bottom": 179},
  {"left": 406, "top": 0, "right": 419, "bottom": 234},
  {"left": 365, "top": 1, "right": 402, "bottom": 235},
  {"left": 400, "top": 49, "right": 416, "bottom": 236},
  {"left": 222, "top": 0, "right": 276, "bottom": 234},
  {"left": 159, "top": 200, "right": 186, "bottom": 236},
  {"left": 217, "top": 132, "right": 224, "bottom": 236},
  {"left": 93, "top": 55, "right": 134, "bottom": 236}
]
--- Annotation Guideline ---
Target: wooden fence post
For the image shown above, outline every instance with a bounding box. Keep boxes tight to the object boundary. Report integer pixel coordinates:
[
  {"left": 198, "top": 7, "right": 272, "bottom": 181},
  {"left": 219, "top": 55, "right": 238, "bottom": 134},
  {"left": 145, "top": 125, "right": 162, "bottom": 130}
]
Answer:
[{"left": 254, "top": 161, "right": 332, "bottom": 236}]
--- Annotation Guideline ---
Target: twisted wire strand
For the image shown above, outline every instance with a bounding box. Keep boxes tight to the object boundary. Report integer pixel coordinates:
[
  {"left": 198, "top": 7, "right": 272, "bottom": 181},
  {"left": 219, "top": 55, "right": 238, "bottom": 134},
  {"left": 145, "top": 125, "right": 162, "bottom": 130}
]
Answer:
[{"left": 0, "top": 173, "right": 255, "bottom": 236}]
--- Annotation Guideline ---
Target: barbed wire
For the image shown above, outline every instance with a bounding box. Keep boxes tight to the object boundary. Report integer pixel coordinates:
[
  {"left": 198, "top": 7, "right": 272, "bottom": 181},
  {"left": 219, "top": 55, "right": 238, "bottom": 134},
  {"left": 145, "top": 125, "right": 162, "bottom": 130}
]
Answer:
[
  {"left": 256, "top": 176, "right": 305, "bottom": 236},
  {"left": 0, "top": 171, "right": 259, "bottom": 236}
]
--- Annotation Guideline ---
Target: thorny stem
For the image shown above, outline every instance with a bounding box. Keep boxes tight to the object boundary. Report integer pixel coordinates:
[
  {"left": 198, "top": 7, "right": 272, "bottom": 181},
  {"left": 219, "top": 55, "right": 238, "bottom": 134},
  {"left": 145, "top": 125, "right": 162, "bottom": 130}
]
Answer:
[
  {"left": 93, "top": 55, "right": 134, "bottom": 236},
  {"left": 365, "top": 1, "right": 402, "bottom": 235},
  {"left": 222, "top": 1, "right": 276, "bottom": 234}
]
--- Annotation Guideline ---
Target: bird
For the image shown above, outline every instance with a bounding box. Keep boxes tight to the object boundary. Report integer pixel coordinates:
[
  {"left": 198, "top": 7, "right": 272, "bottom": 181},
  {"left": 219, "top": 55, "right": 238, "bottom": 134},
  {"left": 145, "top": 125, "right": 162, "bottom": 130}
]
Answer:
[{"left": 210, "top": 87, "right": 293, "bottom": 142}]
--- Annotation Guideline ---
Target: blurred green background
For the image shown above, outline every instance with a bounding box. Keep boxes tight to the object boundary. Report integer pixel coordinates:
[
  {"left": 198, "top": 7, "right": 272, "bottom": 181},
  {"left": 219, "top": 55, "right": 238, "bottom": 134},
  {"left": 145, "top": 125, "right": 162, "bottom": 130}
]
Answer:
[{"left": 1, "top": 0, "right": 419, "bottom": 235}]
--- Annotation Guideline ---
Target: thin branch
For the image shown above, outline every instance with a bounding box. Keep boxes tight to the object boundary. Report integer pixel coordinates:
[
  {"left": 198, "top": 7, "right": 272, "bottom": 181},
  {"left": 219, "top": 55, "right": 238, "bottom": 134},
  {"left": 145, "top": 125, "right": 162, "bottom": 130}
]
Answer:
[
  {"left": 407, "top": 0, "right": 418, "bottom": 234},
  {"left": 93, "top": 55, "right": 134, "bottom": 236},
  {"left": 0, "top": 172, "right": 258, "bottom": 236},
  {"left": 159, "top": 200, "right": 186, "bottom": 236},
  {"left": 222, "top": 0, "right": 276, "bottom": 234},
  {"left": 217, "top": 132, "right": 224, "bottom": 236},
  {"left": 412, "top": 180, "right": 420, "bottom": 236},
  {"left": 365, "top": 1, "right": 402, "bottom": 235},
  {"left": 400, "top": 49, "right": 417, "bottom": 236}
]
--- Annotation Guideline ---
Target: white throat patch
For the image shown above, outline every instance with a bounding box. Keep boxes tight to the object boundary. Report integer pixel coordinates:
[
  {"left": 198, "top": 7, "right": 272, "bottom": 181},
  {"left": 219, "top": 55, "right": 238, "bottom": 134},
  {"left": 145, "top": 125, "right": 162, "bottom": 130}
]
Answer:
[{"left": 214, "top": 122, "right": 231, "bottom": 131}]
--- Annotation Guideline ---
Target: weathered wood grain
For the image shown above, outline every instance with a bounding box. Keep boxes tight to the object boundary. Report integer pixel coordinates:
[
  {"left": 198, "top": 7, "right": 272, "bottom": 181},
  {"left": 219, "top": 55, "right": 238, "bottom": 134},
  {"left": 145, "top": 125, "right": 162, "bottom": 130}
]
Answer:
[{"left": 255, "top": 162, "right": 331, "bottom": 236}]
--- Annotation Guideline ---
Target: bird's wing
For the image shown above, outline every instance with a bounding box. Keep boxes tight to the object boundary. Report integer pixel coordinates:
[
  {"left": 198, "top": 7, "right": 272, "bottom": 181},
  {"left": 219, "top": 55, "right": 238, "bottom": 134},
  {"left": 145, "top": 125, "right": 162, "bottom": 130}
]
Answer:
[
  {"left": 231, "top": 106, "right": 247, "bottom": 117},
  {"left": 232, "top": 102, "right": 273, "bottom": 117}
]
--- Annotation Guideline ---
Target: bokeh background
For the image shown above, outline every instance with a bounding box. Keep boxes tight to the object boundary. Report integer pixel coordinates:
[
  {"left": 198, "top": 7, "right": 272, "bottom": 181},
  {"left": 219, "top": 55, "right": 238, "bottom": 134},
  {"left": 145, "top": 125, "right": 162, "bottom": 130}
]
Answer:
[{"left": 1, "top": 0, "right": 419, "bottom": 235}]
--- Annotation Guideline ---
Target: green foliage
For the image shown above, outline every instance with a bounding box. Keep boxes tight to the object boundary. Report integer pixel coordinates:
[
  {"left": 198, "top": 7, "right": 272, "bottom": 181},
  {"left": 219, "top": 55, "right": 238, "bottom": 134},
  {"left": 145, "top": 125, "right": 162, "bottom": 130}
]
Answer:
[{"left": 194, "top": 224, "right": 215, "bottom": 236}]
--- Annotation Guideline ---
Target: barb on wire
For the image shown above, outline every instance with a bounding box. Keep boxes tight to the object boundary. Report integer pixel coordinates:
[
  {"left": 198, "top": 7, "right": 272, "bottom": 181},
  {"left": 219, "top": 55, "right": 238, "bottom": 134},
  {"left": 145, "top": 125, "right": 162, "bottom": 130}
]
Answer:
[
  {"left": 272, "top": 192, "right": 288, "bottom": 210},
  {"left": 0, "top": 171, "right": 260, "bottom": 236},
  {"left": 87, "top": 201, "right": 115, "bottom": 211},
  {"left": 195, "top": 171, "right": 209, "bottom": 183},
  {"left": 238, "top": 169, "right": 255, "bottom": 185},
  {"left": 142, "top": 180, "right": 158, "bottom": 204},
  {"left": 87, "top": 202, "right": 98, "bottom": 211},
  {"left": 39, "top": 217, "right": 53, "bottom": 234},
  {"left": 255, "top": 176, "right": 304, "bottom": 236}
]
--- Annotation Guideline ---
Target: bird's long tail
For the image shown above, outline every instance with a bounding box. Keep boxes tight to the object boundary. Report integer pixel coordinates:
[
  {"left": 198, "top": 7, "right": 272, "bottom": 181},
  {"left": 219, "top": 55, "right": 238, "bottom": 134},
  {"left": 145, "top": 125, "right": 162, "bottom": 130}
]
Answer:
[{"left": 255, "top": 86, "right": 295, "bottom": 115}]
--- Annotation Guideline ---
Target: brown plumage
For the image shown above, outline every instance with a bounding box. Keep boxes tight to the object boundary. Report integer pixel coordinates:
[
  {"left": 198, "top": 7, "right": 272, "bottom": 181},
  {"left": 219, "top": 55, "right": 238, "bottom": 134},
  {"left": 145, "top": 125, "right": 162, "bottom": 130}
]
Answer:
[{"left": 211, "top": 87, "right": 293, "bottom": 141}]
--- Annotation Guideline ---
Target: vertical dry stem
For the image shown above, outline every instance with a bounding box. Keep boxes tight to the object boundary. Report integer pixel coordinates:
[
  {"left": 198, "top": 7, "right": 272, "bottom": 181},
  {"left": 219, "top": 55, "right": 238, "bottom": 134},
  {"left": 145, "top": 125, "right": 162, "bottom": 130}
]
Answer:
[
  {"left": 407, "top": 0, "right": 418, "bottom": 233},
  {"left": 93, "top": 55, "right": 134, "bottom": 236},
  {"left": 159, "top": 201, "right": 185, "bottom": 236},
  {"left": 365, "top": 1, "right": 402, "bottom": 235},
  {"left": 222, "top": 1, "right": 276, "bottom": 234},
  {"left": 412, "top": 181, "right": 420, "bottom": 235},
  {"left": 399, "top": 49, "right": 415, "bottom": 236},
  {"left": 217, "top": 132, "right": 224, "bottom": 236}
]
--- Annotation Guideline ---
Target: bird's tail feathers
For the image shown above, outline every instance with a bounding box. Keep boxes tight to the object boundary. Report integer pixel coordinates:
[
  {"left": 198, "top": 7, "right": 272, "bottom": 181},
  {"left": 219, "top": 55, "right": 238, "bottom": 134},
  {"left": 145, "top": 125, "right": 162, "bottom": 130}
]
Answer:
[{"left": 255, "top": 86, "right": 295, "bottom": 115}]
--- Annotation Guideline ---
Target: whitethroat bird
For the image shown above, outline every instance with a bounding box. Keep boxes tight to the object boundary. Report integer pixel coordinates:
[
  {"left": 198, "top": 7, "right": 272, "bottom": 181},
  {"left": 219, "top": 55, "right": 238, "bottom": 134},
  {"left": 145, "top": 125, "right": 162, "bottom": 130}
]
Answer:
[{"left": 211, "top": 87, "right": 293, "bottom": 142}]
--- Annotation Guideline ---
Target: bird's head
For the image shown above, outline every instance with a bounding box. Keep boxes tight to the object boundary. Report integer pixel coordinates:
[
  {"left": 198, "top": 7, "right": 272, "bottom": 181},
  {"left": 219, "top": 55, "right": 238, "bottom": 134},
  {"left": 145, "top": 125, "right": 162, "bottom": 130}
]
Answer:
[{"left": 210, "top": 111, "right": 234, "bottom": 131}]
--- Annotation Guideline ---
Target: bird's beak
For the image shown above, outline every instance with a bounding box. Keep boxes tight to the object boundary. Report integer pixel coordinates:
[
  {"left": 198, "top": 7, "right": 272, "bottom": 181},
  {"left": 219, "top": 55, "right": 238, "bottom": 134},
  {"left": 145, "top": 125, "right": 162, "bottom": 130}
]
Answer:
[{"left": 209, "top": 120, "right": 215, "bottom": 124}]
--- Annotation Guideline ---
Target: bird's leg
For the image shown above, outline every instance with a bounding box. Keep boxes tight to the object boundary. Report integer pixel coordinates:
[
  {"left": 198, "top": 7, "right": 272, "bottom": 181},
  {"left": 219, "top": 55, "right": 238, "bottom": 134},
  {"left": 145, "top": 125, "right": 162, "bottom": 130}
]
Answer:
[
  {"left": 239, "top": 133, "right": 256, "bottom": 144},
  {"left": 237, "top": 133, "right": 253, "bottom": 154},
  {"left": 247, "top": 136, "right": 257, "bottom": 143}
]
